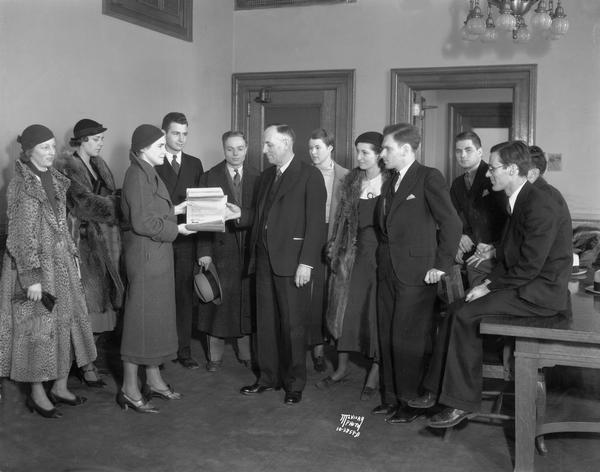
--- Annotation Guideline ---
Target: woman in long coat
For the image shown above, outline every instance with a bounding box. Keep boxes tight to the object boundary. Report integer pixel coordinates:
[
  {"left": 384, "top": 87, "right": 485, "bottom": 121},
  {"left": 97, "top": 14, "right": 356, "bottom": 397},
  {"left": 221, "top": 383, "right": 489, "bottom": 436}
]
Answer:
[
  {"left": 0, "top": 125, "right": 96, "bottom": 418},
  {"left": 55, "top": 118, "right": 123, "bottom": 387},
  {"left": 317, "top": 132, "right": 389, "bottom": 400},
  {"left": 118, "top": 124, "right": 195, "bottom": 413},
  {"left": 197, "top": 131, "right": 259, "bottom": 371}
]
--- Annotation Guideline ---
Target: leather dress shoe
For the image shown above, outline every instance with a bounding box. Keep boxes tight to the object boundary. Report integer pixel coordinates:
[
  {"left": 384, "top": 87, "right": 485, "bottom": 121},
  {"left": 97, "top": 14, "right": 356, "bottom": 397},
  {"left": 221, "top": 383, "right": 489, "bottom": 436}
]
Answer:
[
  {"left": 407, "top": 391, "right": 437, "bottom": 409},
  {"left": 206, "top": 360, "right": 222, "bottom": 372},
  {"left": 360, "top": 386, "right": 378, "bottom": 401},
  {"left": 284, "top": 391, "right": 302, "bottom": 404},
  {"left": 177, "top": 357, "right": 200, "bottom": 369},
  {"left": 428, "top": 407, "right": 475, "bottom": 428},
  {"left": 385, "top": 405, "right": 424, "bottom": 424},
  {"left": 240, "top": 383, "right": 274, "bottom": 395},
  {"left": 371, "top": 404, "right": 397, "bottom": 415}
]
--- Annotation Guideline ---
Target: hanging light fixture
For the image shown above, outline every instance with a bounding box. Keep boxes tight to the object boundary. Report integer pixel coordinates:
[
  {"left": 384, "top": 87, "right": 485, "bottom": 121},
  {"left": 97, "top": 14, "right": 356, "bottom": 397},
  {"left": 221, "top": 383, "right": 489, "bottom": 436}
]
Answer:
[{"left": 462, "top": 0, "right": 569, "bottom": 44}]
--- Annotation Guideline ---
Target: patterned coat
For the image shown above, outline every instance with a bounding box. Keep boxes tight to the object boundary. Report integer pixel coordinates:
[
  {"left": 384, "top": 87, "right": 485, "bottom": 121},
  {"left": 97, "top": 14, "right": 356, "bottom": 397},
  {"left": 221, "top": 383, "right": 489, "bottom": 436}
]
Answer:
[
  {"left": 0, "top": 160, "right": 96, "bottom": 382},
  {"left": 55, "top": 151, "right": 124, "bottom": 332}
]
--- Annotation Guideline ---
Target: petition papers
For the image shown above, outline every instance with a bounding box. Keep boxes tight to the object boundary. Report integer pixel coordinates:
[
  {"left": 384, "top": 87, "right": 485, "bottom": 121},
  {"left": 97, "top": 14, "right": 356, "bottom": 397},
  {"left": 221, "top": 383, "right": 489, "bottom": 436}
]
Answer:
[{"left": 185, "top": 188, "right": 227, "bottom": 232}]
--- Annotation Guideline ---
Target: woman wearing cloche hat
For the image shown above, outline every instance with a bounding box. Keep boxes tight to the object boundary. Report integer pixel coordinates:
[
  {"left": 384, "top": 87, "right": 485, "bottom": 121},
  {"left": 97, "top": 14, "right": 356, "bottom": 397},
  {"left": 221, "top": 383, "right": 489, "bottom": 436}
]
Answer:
[
  {"left": 117, "top": 124, "right": 197, "bottom": 413},
  {"left": 55, "top": 118, "right": 124, "bottom": 388},
  {"left": 0, "top": 124, "right": 96, "bottom": 418}
]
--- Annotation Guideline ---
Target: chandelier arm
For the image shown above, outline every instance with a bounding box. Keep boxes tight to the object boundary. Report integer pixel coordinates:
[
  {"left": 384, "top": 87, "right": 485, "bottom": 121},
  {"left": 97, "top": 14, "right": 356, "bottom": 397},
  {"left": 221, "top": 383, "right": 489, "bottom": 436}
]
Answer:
[{"left": 487, "top": 0, "right": 541, "bottom": 16}]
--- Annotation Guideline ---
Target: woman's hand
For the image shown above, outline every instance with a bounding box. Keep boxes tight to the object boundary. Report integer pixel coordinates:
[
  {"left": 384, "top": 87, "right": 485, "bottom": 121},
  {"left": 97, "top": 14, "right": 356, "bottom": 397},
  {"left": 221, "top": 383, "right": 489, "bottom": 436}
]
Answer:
[
  {"left": 198, "top": 256, "right": 212, "bottom": 270},
  {"left": 178, "top": 223, "right": 197, "bottom": 236},
  {"left": 174, "top": 201, "right": 188, "bottom": 216},
  {"left": 27, "top": 283, "right": 42, "bottom": 302},
  {"left": 466, "top": 243, "right": 496, "bottom": 267},
  {"left": 224, "top": 203, "right": 241, "bottom": 221}
]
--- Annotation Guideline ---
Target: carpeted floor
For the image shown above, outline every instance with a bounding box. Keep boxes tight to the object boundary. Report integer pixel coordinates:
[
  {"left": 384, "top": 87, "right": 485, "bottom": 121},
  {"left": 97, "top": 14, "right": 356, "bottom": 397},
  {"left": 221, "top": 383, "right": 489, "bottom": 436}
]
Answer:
[{"left": 1, "top": 335, "right": 600, "bottom": 472}]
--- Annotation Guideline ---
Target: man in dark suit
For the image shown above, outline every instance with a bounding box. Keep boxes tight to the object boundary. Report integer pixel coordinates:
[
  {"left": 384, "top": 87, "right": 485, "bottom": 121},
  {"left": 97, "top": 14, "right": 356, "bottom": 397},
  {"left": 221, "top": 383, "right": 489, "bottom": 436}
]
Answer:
[
  {"left": 240, "top": 124, "right": 327, "bottom": 404},
  {"left": 374, "top": 123, "right": 461, "bottom": 424},
  {"left": 410, "top": 141, "right": 572, "bottom": 428},
  {"left": 155, "top": 112, "right": 204, "bottom": 369},
  {"left": 197, "top": 131, "right": 260, "bottom": 372},
  {"left": 450, "top": 131, "right": 506, "bottom": 286}
]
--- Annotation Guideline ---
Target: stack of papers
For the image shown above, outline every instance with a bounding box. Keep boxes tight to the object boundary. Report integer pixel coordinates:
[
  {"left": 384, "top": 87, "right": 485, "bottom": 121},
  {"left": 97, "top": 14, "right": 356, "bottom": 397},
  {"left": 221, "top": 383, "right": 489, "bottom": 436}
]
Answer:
[{"left": 185, "top": 187, "right": 227, "bottom": 232}]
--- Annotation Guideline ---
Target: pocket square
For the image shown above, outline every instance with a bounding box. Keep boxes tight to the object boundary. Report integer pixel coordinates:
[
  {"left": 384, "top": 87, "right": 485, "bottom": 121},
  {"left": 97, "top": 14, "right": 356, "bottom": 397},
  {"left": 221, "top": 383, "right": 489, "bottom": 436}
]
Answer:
[
  {"left": 482, "top": 189, "right": 490, "bottom": 197},
  {"left": 406, "top": 194, "right": 416, "bottom": 200}
]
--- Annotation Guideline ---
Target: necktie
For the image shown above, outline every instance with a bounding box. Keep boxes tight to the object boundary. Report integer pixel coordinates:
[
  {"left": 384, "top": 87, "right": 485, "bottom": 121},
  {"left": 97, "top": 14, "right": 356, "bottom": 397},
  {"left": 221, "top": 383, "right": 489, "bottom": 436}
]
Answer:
[
  {"left": 233, "top": 169, "right": 241, "bottom": 187},
  {"left": 274, "top": 167, "right": 282, "bottom": 183},
  {"left": 391, "top": 172, "right": 400, "bottom": 194},
  {"left": 171, "top": 156, "right": 180, "bottom": 175},
  {"left": 464, "top": 171, "right": 472, "bottom": 191}
]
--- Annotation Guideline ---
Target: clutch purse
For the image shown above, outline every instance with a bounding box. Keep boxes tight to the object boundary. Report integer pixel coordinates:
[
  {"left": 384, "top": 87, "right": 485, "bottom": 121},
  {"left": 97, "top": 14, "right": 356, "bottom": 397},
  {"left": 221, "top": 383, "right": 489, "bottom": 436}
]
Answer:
[{"left": 12, "top": 291, "right": 57, "bottom": 312}]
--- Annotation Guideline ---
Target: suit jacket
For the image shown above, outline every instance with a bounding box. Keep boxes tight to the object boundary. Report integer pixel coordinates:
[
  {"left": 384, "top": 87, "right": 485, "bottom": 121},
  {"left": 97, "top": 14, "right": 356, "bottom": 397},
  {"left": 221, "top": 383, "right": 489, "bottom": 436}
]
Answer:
[
  {"left": 155, "top": 152, "right": 204, "bottom": 226},
  {"left": 328, "top": 162, "right": 350, "bottom": 238},
  {"left": 450, "top": 160, "right": 506, "bottom": 246},
  {"left": 249, "top": 156, "right": 327, "bottom": 277},
  {"left": 377, "top": 161, "right": 462, "bottom": 286},
  {"left": 488, "top": 181, "right": 572, "bottom": 312}
]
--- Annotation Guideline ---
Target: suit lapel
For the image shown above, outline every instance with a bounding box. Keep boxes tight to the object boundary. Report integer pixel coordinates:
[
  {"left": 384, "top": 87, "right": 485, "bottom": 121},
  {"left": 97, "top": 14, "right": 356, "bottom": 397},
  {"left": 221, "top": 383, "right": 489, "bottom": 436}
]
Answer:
[
  {"left": 387, "top": 161, "right": 419, "bottom": 218},
  {"left": 273, "top": 157, "right": 300, "bottom": 202}
]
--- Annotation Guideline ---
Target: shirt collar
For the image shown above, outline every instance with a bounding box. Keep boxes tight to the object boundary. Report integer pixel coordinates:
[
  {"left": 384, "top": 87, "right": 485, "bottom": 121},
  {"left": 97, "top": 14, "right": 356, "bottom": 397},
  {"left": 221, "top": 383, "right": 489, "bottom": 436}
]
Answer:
[
  {"left": 278, "top": 156, "right": 294, "bottom": 174},
  {"left": 508, "top": 180, "right": 527, "bottom": 213}
]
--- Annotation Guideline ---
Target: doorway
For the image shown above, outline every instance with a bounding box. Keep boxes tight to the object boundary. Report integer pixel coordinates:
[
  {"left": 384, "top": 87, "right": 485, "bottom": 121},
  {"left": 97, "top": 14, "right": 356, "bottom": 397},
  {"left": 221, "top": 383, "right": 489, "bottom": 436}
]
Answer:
[
  {"left": 389, "top": 65, "right": 536, "bottom": 182},
  {"left": 232, "top": 70, "right": 355, "bottom": 171}
]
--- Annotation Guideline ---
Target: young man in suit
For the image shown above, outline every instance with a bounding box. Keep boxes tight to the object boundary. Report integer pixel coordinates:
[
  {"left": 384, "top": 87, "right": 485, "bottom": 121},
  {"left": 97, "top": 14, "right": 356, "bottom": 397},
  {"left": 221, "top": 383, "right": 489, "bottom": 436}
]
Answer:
[
  {"left": 450, "top": 131, "right": 506, "bottom": 286},
  {"left": 409, "top": 141, "right": 572, "bottom": 428},
  {"left": 374, "top": 123, "right": 462, "bottom": 424},
  {"left": 197, "top": 131, "right": 260, "bottom": 372},
  {"left": 240, "top": 124, "right": 327, "bottom": 405},
  {"left": 307, "top": 128, "right": 349, "bottom": 373},
  {"left": 155, "top": 112, "right": 204, "bottom": 369}
]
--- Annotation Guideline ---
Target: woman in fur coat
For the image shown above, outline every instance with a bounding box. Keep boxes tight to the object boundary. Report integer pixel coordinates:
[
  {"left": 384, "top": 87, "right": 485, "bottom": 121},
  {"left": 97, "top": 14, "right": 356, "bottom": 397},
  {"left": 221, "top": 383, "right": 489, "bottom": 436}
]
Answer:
[
  {"left": 316, "top": 132, "right": 389, "bottom": 400},
  {"left": 0, "top": 125, "right": 96, "bottom": 418},
  {"left": 55, "top": 119, "right": 124, "bottom": 387}
]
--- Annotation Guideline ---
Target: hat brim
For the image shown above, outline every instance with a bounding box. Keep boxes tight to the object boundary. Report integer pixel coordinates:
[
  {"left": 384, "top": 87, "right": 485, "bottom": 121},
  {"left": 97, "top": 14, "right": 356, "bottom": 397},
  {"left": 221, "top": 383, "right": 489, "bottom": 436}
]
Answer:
[{"left": 194, "top": 263, "right": 223, "bottom": 305}]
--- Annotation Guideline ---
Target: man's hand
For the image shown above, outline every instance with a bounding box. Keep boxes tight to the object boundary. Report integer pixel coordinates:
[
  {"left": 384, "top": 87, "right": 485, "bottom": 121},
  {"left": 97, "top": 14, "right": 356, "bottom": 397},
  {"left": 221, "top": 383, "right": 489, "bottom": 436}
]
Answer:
[
  {"left": 458, "top": 234, "right": 474, "bottom": 253},
  {"left": 466, "top": 243, "right": 496, "bottom": 267},
  {"left": 455, "top": 248, "right": 464, "bottom": 264},
  {"left": 198, "top": 256, "right": 212, "bottom": 270},
  {"left": 465, "top": 283, "right": 491, "bottom": 302},
  {"left": 27, "top": 283, "right": 42, "bottom": 302},
  {"left": 224, "top": 203, "right": 241, "bottom": 221},
  {"left": 295, "top": 264, "right": 312, "bottom": 288},
  {"left": 424, "top": 268, "right": 445, "bottom": 284}
]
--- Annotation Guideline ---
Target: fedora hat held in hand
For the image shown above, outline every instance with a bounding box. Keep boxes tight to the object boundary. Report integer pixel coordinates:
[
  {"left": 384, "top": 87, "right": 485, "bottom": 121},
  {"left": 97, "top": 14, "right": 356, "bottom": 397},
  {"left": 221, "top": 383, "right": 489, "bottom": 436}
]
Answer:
[{"left": 194, "top": 263, "right": 222, "bottom": 305}]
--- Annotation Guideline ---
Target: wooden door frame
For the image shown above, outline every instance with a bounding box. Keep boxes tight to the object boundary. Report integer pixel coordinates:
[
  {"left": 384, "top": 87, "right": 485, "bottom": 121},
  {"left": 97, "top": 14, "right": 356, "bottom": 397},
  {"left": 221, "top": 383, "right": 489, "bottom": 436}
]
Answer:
[
  {"left": 232, "top": 70, "right": 355, "bottom": 168},
  {"left": 390, "top": 65, "right": 537, "bottom": 144}
]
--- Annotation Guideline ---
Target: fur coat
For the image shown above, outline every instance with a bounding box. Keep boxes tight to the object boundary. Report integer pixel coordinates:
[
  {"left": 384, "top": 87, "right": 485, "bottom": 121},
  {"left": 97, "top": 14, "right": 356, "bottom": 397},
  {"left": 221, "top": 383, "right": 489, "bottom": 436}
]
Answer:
[
  {"left": 326, "top": 168, "right": 389, "bottom": 339},
  {"left": 0, "top": 160, "right": 96, "bottom": 382},
  {"left": 55, "top": 151, "right": 123, "bottom": 332}
]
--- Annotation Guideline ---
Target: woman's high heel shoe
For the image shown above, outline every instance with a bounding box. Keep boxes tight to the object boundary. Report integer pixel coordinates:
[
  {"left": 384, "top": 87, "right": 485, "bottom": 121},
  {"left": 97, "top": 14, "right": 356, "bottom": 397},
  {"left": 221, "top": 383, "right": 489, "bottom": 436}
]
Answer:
[
  {"left": 116, "top": 390, "right": 159, "bottom": 413},
  {"left": 142, "top": 384, "right": 182, "bottom": 400},
  {"left": 76, "top": 365, "right": 107, "bottom": 388},
  {"left": 48, "top": 391, "right": 87, "bottom": 406},
  {"left": 26, "top": 396, "right": 63, "bottom": 419}
]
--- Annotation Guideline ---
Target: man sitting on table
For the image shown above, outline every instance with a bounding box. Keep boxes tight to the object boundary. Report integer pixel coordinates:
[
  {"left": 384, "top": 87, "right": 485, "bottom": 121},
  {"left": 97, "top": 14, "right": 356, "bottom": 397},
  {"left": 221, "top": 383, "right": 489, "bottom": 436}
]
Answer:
[{"left": 408, "top": 140, "right": 573, "bottom": 428}]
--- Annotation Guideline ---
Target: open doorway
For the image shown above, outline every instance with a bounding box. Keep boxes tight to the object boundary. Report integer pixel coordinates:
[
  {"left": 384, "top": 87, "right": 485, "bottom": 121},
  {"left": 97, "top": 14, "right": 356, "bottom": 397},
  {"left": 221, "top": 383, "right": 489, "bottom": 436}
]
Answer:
[{"left": 389, "top": 65, "right": 536, "bottom": 183}]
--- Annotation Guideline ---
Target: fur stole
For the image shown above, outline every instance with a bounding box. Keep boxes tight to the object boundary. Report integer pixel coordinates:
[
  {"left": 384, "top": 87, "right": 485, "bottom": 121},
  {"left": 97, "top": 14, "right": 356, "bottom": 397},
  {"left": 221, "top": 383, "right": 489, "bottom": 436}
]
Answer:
[
  {"left": 325, "top": 167, "right": 389, "bottom": 339},
  {"left": 55, "top": 151, "right": 118, "bottom": 224}
]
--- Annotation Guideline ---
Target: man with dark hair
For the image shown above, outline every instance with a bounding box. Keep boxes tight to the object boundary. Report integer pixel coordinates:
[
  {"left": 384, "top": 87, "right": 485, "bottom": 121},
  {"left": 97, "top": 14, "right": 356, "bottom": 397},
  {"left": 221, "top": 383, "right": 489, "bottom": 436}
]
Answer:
[
  {"left": 373, "top": 122, "right": 461, "bottom": 424},
  {"left": 409, "top": 141, "right": 572, "bottom": 428},
  {"left": 155, "top": 112, "right": 204, "bottom": 369},
  {"left": 240, "top": 124, "right": 327, "bottom": 405},
  {"left": 450, "top": 131, "right": 506, "bottom": 286}
]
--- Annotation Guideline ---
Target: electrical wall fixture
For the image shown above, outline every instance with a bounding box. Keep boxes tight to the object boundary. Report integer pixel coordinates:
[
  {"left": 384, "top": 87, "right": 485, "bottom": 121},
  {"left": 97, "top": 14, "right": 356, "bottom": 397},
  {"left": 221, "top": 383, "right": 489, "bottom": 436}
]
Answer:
[{"left": 462, "top": 0, "right": 569, "bottom": 44}]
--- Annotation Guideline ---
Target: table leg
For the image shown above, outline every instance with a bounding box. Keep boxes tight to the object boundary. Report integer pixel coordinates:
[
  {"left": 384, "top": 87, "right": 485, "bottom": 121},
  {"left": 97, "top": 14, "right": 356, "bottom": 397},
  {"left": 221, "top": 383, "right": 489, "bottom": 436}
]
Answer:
[{"left": 514, "top": 348, "right": 538, "bottom": 472}]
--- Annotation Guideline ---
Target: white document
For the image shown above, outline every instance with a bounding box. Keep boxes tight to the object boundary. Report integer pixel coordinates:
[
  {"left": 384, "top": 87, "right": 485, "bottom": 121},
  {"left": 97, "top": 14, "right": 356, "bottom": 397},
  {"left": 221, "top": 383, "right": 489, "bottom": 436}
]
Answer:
[{"left": 185, "top": 187, "right": 227, "bottom": 232}]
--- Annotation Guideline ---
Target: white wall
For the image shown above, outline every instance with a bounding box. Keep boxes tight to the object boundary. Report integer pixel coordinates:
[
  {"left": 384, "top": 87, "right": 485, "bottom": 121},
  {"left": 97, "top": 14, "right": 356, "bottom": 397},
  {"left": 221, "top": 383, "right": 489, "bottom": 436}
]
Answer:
[
  {"left": 232, "top": 0, "right": 600, "bottom": 220},
  {"left": 0, "top": 0, "right": 233, "bottom": 230}
]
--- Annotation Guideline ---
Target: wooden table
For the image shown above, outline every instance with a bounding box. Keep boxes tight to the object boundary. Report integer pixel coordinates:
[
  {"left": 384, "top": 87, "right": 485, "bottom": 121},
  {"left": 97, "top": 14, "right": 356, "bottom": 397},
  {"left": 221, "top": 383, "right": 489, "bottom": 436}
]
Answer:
[{"left": 480, "top": 271, "right": 600, "bottom": 472}]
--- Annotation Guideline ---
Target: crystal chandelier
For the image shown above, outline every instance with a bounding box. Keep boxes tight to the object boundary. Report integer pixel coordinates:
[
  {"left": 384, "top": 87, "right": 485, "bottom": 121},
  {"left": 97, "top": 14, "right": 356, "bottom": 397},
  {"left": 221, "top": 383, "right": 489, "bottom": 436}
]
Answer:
[{"left": 462, "top": 0, "right": 569, "bottom": 43}]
